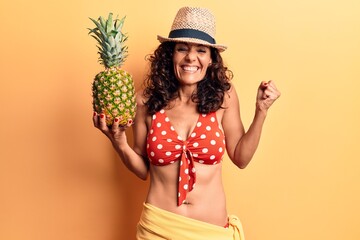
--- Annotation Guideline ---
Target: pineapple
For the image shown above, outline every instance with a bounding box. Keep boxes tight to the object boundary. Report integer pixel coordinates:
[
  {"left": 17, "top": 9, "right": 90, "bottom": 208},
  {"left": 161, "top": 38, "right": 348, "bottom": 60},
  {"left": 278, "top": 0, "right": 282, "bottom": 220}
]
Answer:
[{"left": 89, "top": 13, "right": 136, "bottom": 126}]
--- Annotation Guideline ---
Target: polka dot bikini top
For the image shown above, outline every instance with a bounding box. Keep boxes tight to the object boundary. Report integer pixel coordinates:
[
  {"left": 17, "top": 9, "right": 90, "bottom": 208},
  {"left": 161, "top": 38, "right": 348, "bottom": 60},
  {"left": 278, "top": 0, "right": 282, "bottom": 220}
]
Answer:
[{"left": 147, "top": 109, "right": 226, "bottom": 206}]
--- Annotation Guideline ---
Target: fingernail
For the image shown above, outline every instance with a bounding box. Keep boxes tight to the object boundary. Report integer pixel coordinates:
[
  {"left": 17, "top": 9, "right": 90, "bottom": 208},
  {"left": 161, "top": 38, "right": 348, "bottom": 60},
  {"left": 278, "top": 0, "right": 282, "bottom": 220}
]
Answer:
[
  {"left": 128, "top": 119, "right": 133, "bottom": 125},
  {"left": 93, "top": 112, "right": 97, "bottom": 117},
  {"left": 114, "top": 118, "right": 119, "bottom": 122},
  {"left": 100, "top": 114, "right": 105, "bottom": 119}
]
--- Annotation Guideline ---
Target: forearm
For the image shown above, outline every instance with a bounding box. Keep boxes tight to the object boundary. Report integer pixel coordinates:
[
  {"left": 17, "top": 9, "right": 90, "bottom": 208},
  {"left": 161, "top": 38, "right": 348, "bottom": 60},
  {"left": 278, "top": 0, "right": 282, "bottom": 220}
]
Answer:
[
  {"left": 234, "top": 109, "right": 267, "bottom": 168},
  {"left": 93, "top": 109, "right": 149, "bottom": 180},
  {"left": 112, "top": 140, "right": 149, "bottom": 180}
]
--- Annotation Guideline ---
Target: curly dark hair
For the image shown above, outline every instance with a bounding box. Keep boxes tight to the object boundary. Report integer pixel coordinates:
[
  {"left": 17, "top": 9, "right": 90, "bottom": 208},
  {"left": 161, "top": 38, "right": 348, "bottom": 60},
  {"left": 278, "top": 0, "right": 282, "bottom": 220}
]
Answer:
[{"left": 143, "top": 42, "right": 233, "bottom": 115}]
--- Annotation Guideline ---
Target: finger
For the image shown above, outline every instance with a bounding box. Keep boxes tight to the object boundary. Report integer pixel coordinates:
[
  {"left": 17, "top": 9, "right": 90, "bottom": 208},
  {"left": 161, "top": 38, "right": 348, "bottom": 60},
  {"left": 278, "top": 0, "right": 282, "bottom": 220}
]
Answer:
[
  {"left": 264, "top": 84, "right": 276, "bottom": 94},
  {"left": 260, "top": 81, "right": 268, "bottom": 89},
  {"left": 98, "top": 113, "right": 109, "bottom": 131},
  {"left": 93, "top": 112, "right": 99, "bottom": 127},
  {"left": 265, "top": 88, "right": 281, "bottom": 100},
  {"left": 119, "top": 119, "right": 134, "bottom": 130},
  {"left": 258, "top": 81, "right": 269, "bottom": 99},
  {"left": 268, "top": 80, "right": 278, "bottom": 89},
  {"left": 266, "top": 83, "right": 281, "bottom": 99},
  {"left": 112, "top": 117, "right": 120, "bottom": 134},
  {"left": 263, "top": 89, "right": 273, "bottom": 99},
  {"left": 127, "top": 119, "right": 134, "bottom": 127}
]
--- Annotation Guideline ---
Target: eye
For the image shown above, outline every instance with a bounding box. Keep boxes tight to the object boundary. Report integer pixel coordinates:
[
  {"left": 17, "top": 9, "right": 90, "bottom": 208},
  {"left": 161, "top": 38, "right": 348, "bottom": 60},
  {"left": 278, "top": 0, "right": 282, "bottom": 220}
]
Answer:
[
  {"left": 176, "top": 47, "right": 187, "bottom": 52},
  {"left": 196, "top": 46, "right": 209, "bottom": 53},
  {"left": 175, "top": 44, "right": 188, "bottom": 52}
]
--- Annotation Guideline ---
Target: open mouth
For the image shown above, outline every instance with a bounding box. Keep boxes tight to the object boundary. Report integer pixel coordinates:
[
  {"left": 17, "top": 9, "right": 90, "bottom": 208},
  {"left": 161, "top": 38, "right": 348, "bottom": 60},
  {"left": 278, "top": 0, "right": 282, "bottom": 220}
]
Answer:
[{"left": 182, "top": 66, "right": 199, "bottom": 73}]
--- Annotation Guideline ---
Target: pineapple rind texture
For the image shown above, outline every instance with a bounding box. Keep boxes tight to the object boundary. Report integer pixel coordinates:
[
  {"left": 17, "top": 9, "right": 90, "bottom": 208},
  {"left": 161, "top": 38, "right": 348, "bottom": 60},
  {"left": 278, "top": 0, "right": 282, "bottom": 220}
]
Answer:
[{"left": 92, "top": 67, "right": 136, "bottom": 126}]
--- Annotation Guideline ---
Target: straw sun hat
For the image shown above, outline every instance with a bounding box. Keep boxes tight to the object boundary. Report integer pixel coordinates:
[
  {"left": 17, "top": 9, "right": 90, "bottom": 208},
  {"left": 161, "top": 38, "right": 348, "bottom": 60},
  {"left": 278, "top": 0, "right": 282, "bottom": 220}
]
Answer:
[{"left": 157, "top": 6, "right": 227, "bottom": 52}]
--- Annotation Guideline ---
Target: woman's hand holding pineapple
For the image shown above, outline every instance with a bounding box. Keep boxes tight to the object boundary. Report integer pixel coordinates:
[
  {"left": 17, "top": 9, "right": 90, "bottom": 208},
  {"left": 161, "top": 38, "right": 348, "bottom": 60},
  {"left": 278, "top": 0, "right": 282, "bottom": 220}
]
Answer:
[{"left": 93, "top": 112, "right": 132, "bottom": 147}]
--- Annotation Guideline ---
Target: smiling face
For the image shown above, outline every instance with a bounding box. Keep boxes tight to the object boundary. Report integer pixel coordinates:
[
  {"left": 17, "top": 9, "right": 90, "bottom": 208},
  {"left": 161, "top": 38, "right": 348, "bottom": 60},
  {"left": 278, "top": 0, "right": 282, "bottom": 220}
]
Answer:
[{"left": 172, "top": 42, "right": 212, "bottom": 86}]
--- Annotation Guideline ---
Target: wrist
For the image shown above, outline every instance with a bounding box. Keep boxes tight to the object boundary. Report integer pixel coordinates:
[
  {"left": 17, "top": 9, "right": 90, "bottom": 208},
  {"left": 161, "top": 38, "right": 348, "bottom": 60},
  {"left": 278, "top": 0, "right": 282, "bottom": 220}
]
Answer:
[
  {"left": 255, "top": 105, "right": 268, "bottom": 118},
  {"left": 112, "top": 134, "right": 128, "bottom": 151},
  {"left": 113, "top": 140, "right": 130, "bottom": 154}
]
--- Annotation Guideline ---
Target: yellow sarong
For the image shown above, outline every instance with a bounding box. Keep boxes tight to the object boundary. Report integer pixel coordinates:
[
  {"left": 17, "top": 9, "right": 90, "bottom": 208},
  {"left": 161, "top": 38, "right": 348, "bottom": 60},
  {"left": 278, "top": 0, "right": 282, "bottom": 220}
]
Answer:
[{"left": 136, "top": 203, "right": 245, "bottom": 240}]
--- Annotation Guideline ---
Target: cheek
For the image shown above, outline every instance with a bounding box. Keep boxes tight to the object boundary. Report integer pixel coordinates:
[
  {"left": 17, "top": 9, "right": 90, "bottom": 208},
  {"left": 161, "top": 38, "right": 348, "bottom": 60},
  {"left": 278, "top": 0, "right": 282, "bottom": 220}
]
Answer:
[
  {"left": 201, "top": 64, "right": 210, "bottom": 75},
  {"left": 172, "top": 56, "right": 182, "bottom": 73},
  {"left": 173, "top": 63, "right": 180, "bottom": 77},
  {"left": 200, "top": 56, "right": 212, "bottom": 68}
]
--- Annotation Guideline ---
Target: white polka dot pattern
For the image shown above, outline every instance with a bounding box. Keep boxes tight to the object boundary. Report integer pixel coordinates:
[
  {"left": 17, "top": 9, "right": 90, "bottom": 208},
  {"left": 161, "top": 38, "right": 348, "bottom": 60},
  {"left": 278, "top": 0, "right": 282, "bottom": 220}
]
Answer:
[{"left": 146, "top": 110, "right": 225, "bottom": 206}]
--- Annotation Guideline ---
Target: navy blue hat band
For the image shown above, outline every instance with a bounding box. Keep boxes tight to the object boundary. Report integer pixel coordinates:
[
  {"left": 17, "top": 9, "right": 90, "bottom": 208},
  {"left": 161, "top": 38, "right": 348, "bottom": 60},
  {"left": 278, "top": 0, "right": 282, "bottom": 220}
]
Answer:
[{"left": 168, "top": 28, "right": 216, "bottom": 44}]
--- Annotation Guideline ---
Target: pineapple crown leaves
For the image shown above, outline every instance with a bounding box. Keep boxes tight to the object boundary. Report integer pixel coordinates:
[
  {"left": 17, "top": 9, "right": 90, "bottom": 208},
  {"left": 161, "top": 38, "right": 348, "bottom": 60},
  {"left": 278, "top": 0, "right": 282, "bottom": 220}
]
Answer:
[{"left": 88, "top": 13, "right": 129, "bottom": 68}]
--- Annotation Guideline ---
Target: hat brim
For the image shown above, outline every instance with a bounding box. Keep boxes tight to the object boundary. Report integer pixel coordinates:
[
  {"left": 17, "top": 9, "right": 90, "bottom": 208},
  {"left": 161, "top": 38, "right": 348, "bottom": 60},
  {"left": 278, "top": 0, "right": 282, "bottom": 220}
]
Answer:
[{"left": 157, "top": 35, "right": 227, "bottom": 52}]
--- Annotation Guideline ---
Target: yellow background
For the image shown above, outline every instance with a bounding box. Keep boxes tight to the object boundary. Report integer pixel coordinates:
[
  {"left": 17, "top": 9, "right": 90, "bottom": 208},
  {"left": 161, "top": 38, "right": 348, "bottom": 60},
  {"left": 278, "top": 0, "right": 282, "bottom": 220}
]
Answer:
[{"left": 1, "top": 0, "right": 359, "bottom": 239}]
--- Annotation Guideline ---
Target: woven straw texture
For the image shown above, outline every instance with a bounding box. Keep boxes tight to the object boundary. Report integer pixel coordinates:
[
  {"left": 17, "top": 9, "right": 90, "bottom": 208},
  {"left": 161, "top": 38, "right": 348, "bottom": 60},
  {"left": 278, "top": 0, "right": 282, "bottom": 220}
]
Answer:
[
  {"left": 157, "top": 6, "right": 227, "bottom": 51},
  {"left": 171, "top": 7, "right": 215, "bottom": 37}
]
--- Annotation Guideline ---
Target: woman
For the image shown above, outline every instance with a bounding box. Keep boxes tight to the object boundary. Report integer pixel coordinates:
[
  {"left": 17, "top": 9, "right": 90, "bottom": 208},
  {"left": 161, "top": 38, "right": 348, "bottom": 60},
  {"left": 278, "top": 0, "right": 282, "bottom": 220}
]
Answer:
[{"left": 93, "top": 6, "right": 280, "bottom": 240}]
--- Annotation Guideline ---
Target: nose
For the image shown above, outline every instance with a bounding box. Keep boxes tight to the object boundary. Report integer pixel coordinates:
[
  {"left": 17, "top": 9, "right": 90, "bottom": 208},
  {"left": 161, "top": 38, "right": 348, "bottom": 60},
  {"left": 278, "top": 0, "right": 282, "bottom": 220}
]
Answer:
[{"left": 185, "top": 49, "right": 197, "bottom": 62}]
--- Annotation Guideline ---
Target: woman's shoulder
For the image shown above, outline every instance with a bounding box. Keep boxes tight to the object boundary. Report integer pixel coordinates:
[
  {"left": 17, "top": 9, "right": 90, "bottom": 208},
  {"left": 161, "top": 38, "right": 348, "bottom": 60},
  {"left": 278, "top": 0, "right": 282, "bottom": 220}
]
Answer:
[
  {"left": 134, "top": 89, "right": 152, "bottom": 126},
  {"left": 222, "top": 82, "right": 239, "bottom": 108},
  {"left": 135, "top": 89, "right": 150, "bottom": 117},
  {"left": 135, "top": 89, "right": 149, "bottom": 107}
]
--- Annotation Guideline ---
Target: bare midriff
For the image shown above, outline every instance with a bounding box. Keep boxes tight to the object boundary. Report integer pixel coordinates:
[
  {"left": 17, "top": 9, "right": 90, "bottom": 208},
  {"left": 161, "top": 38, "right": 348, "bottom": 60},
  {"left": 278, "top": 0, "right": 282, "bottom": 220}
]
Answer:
[{"left": 146, "top": 162, "right": 228, "bottom": 227}]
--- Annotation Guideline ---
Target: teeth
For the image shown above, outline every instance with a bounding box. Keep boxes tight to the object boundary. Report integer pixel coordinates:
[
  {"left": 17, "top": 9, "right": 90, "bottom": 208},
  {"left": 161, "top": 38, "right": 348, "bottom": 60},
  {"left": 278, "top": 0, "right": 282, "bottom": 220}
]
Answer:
[{"left": 182, "top": 66, "right": 198, "bottom": 72}]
